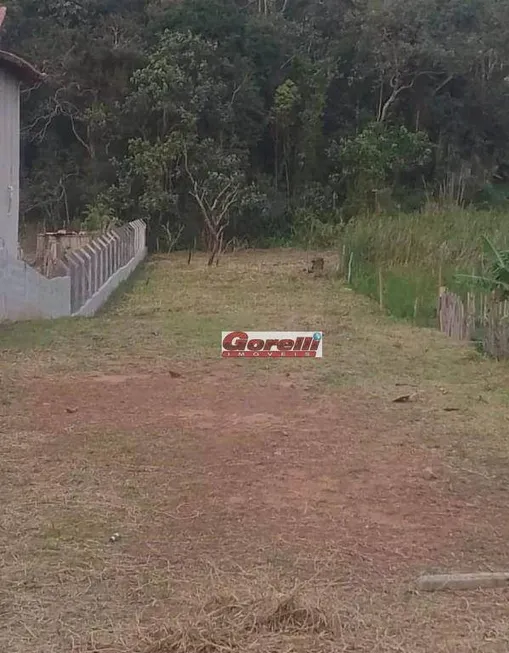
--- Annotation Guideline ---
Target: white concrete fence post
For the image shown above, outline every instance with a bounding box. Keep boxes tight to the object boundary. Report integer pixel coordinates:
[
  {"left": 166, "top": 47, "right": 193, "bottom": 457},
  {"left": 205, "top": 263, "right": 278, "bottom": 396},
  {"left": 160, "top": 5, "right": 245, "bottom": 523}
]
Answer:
[{"left": 70, "top": 219, "right": 147, "bottom": 317}]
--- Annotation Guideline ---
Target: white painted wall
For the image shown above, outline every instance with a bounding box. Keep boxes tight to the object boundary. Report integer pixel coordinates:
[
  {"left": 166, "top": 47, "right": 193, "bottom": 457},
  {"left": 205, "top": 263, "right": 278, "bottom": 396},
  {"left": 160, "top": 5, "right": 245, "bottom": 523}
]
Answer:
[
  {"left": 0, "top": 68, "right": 20, "bottom": 257},
  {"left": 0, "top": 246, "right": 71, "bottom": 320}
]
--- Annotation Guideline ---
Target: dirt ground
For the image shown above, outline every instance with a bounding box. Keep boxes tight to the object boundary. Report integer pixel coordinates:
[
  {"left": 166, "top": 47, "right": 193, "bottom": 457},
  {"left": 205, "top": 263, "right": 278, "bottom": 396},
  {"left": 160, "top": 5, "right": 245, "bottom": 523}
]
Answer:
[{"left": 2, "top": 249, "right": 509, "bottom": 652}]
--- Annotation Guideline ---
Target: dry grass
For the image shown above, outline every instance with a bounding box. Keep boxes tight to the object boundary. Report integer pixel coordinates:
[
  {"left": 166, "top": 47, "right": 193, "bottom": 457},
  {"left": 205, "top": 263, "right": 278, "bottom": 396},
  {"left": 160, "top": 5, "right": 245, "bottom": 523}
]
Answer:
[
  {"left": 2, "top": 249, "right": 509, "bottom": 652},
  {"left": 142, "top": 583, "right": 335, "bottom": 653}
]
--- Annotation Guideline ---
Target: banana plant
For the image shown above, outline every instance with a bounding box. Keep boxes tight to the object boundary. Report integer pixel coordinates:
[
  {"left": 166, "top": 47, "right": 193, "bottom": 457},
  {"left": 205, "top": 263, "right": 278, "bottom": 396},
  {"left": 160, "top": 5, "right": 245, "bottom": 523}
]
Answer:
[{"left": 455, "top": 236, "right": 509, "bottom": 300}]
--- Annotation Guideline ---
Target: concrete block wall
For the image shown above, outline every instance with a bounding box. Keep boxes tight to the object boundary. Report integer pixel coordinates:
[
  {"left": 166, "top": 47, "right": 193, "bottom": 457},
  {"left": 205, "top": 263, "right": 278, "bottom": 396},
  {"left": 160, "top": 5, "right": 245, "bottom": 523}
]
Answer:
[{"left": 0, "top": 219, "right": 147, "bottom": 322}]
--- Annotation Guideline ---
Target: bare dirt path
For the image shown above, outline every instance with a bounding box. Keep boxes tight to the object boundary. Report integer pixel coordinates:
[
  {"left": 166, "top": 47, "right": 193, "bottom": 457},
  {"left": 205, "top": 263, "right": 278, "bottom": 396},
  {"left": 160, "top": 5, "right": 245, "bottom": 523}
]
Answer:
[
  {"left": 15, "top": 366, "right": 508, "bottom": 572},
  {"left": 2, "top": 250, "right": 509, "bottom": 652}
]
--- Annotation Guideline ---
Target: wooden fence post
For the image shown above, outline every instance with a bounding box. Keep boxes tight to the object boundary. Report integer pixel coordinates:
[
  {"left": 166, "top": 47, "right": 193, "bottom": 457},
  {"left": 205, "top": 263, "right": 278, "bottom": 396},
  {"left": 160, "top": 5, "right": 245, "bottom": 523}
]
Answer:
[
  {"left": 347, "top": 252, "right": 354, "bottom": 284},
  {"left": 438, "top": 286, "right": 446, "bottom": 331}
]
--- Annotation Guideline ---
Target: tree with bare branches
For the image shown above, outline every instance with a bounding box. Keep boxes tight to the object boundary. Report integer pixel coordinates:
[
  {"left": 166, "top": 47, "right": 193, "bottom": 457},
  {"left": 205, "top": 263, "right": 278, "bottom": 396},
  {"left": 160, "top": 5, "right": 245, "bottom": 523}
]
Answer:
[{"left": 183, "top": 139, "right": 246, "bottom": 266}]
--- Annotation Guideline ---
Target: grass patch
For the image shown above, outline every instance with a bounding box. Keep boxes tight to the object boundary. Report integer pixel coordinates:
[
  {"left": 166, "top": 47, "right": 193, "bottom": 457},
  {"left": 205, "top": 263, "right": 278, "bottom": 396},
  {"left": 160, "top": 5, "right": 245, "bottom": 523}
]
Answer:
[
  {"left": 340, "top": 208, "right": 509, "bottom": 269},
  {"left": 337, "top": 208, "right": 509, "bottom": 328},
  {"left": 348, "top": 263, "right": 475, "bottom": 327},
  {"left": 2, "top": 249, "right": 509, "bottom": 652},
  {"left": 0, "top": 250, "right": 337, "bottom": 374},
  {"left": 95, "top": 256, "right": 150, "bottom": 316},
  {"left": 349, "top": 263, "right": 440, "bottom": 326}
]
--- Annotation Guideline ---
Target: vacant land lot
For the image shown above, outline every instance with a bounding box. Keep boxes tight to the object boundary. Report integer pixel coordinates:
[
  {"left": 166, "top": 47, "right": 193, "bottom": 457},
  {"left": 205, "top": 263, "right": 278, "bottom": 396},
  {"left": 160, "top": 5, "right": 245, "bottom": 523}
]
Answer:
[{"left": 2, "top": 249, "right": 509, "bottom": 653}]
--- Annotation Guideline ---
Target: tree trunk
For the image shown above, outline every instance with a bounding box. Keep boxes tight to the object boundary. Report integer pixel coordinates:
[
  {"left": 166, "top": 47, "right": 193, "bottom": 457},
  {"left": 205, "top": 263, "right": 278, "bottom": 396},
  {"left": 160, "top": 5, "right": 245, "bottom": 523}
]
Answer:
[
  {"left": 201, "top": 227, "right": 212, "bottom": 252},
  {"left": 206, "top": 226, "right": 226, "bottom": 266},
  {"left": 274, "top": 127, "right": 279, "bottom": 190},
  {"left": 207, "top": 238, "right": 220, "bottom": 266}
]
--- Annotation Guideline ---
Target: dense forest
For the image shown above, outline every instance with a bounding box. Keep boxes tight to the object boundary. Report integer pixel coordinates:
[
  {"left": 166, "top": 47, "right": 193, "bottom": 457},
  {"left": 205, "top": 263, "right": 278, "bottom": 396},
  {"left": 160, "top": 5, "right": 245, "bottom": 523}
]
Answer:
[{"left": 3, "top": 0, "right": 509, "bottom": 257}]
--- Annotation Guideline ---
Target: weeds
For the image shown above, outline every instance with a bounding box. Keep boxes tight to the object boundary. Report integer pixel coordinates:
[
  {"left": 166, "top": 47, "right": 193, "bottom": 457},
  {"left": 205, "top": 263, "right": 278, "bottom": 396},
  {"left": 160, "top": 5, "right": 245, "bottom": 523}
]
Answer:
[
  {"left": 337, "top": 208, "right": 509, "bottom": 327},
  {"left": 340, "top": 208, "right": 509, "bottom": 269}
]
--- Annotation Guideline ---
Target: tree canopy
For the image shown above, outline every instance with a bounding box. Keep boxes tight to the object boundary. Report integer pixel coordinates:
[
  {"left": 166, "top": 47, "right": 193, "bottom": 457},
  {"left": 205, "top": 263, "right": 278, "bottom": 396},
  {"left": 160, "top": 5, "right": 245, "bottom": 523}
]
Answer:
[{"left": 3, "top": 0, "right": 509, "bottom": 252}]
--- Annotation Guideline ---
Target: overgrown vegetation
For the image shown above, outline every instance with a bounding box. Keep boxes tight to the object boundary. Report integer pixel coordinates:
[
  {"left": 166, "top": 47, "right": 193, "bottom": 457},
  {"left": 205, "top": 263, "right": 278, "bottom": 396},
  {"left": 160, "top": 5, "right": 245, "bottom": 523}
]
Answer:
[
  {"left": 3, "top": 0, "right": 509, "bottom": 260},
  {"left": 337, "top": 210, "right": 509, "bottom": 326},
  {"left": 456, "top": 236, "right": 509, "bottom": 300}
]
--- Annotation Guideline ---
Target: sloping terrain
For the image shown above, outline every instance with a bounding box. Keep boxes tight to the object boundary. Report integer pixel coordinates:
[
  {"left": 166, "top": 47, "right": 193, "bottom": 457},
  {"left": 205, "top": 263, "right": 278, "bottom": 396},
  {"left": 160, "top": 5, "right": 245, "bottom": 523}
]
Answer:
[{"left": 1, "top": 249, "right": 509, "bottom": 652}]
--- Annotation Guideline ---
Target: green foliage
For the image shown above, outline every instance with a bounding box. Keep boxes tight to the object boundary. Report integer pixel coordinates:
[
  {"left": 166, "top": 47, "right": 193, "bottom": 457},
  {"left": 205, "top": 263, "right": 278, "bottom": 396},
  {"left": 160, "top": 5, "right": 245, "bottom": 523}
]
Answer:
[
  {"left": 349, "top": 263, "right": 443, "bottom": 327},
  {"left": 81, "top": 198, "right": 118, "bottom": 233},
  {"left": 5, "top": 0, "right": 509, "bottom": 247},
  {"left": 340, "top": 209, "right": 509, "bottom": 269},
  {"left": 338, "top": 209, "right": 509, "bottom": 327},
  {"left": 292, "top": 209, "right": 343, "bottom": 248},
  {"left": 456, "top": 237, "right": 509, "bottom": 300},
  {"left": 127, "top": 135, "right": 180, "bottom": 218},
  {"left": 128, "top": 30, "right": 231, "bottom": 136},
  {"left": 473, "top": 183, "right": 509, "bottom": 210},
  {"left": 272, "top": 79, "right": 301, "bottom": 126},
  {"left": 329, "top": 122, "right": 432, "bottom": 214}
]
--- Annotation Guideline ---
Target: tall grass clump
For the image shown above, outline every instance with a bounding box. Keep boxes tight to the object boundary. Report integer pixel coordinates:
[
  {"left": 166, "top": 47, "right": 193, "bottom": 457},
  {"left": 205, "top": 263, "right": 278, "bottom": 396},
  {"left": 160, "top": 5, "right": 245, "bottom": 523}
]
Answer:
[
  {"left": 291, "top": 209, "right": 344, "bottom": 249},
  {"left": 338, "top": 208, "right": 509, "bottom": 326}
]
